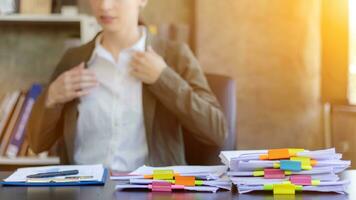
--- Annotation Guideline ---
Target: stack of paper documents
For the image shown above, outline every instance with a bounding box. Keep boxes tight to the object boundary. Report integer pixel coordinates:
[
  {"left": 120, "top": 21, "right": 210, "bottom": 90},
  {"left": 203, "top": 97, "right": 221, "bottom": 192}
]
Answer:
[
  {"left": 219, "top": 148, "right": 351, "bottom": 194},
  {"left": 1, "top": 164, "right": 107, "bottom": 186},
  {"left": 114, "top": 165, "right": 232, "bottom": 193}
]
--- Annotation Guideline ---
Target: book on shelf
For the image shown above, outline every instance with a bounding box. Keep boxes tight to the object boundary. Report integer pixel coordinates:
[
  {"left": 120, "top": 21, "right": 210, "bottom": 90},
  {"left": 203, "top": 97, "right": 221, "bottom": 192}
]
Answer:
[
  {"left": 0, "top": 91, "right": 20, "bottom": 140},
  {"left": 0, "top": 92, "right": 25, "bottom": 156},
  {"left": 6, "top": 84, "right": 42, "bottom": 158},
  {"left": 18, "top": 139, "right": 29, "bottom": 157},
  {"left": 0, "top": 83, "right": 56, "bottom": 161},
  {"left": 20, "top": 0, "right": 52, "bottom": 14}
]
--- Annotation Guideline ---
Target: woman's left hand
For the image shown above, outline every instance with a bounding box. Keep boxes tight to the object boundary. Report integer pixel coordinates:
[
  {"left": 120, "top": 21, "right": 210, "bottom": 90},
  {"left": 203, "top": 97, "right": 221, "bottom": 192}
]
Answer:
[{"left": 130, "top": 46, "right": 167, "bottom": 84}]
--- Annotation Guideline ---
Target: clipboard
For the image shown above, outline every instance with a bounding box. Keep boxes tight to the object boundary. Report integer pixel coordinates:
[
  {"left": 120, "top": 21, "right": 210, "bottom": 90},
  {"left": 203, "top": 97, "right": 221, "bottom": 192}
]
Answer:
[{"left": 0, "top": 168, "right": 108, "bottom": 187}]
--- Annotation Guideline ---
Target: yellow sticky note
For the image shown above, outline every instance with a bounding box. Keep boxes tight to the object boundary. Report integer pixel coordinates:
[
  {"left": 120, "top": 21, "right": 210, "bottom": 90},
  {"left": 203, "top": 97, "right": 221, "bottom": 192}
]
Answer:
[
  {"left": 291, "top": 157, "right": 311, "bottom": 165},
  {"left": 291, "top": 157, "right": 312, "bottom": 170},
  {"left": 288, "top": 149, "right": 304, "bottom": 157},
  {"left": 273, "top": 183, "right": 296, "bottom": 195},
  {"left": 153, "top": 169, "right": 174, "bottom": 180},
  {"left": 273, "top": 162, "right": 281, "bottom": 169}
]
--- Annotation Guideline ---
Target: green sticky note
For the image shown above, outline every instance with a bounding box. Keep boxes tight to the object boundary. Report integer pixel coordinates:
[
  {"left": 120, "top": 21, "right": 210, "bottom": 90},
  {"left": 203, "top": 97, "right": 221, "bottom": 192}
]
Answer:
[
  {"left": 284, "top": 171, "right": 292, "bottom": 175},
  {"left": 312, "top": 180, "right": 320, "bottom": 186},
  {"left": 295, "top": 185, "right": 303, "bottom": 191},
  {"left": 195, "top": 180, "right": 204, "bottom": 186},
  {"left": 253, "top": 171, "right": 264, "bottom": 177},
  {"left": 264, "top": 184, "right": 274, "bottom": 191}
]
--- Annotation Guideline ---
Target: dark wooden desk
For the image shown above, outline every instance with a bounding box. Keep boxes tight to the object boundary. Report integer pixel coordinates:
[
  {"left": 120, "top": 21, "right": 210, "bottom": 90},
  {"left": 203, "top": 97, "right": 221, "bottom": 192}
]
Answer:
[{"left": 0, "top": 171, "right": 354, "bottom": 200}]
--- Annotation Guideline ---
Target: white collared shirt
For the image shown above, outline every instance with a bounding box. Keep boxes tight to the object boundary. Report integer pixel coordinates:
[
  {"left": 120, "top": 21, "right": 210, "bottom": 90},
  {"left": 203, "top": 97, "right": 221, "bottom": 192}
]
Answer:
[{"left": 74, "top": 27, "right": 148, "bottom": 172}]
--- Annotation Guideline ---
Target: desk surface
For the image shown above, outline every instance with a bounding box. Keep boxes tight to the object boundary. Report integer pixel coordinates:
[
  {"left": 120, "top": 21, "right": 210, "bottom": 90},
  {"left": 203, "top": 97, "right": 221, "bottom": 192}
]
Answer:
[{"left": 0, "top": 171, "right": 355, "bottom": 200}]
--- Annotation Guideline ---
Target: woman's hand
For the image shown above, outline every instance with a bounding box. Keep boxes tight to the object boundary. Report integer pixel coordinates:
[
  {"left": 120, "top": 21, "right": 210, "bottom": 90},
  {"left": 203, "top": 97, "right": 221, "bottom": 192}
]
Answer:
[
  {"left": 130, "top": 46, "right": 167, "bottom": 84},
  {"left": 46, "top": 62, "right": 98, "bottom": 108}
]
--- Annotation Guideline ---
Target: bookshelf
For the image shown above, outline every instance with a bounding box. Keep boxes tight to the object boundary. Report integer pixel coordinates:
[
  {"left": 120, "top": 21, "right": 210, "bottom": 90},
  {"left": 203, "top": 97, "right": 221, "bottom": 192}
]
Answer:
[
  {"left": 0, "top": 14, "right": 101, "bottom": 43},
  {"left": 0, "top": 157, "right": 59, "bottom": 165},
  {"left": 0, "top": 14, "right": 100, "bottom": 170},
  {"left": 0, "top": 157, "right": 60, "bottom": 171},
  {"left": 0, "top": 86, "right": 60, "bottom": 170},
  {"left": 0, "top": 14, "right": 85, "bottom": 22}
]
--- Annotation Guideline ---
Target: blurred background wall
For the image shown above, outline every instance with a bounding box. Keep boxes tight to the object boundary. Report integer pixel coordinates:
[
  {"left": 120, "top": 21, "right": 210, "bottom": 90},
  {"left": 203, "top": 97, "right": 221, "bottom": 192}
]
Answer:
[{"left": 195, "top": 0, "right": 323, "bottom": 149}]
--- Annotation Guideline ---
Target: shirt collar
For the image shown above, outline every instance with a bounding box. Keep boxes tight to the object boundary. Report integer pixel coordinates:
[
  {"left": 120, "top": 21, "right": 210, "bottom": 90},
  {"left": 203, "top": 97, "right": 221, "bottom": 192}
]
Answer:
[{"left": 88, "top": 26, "right": 147, "bottom": 65}]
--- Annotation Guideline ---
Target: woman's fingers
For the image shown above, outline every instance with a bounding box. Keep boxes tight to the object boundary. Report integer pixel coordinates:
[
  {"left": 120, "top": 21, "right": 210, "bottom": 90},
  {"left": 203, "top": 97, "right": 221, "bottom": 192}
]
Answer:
[
  {"left": 130, "top": 60, "right": 141, "bottom": 71},
  {"left": 70, "top": 68, "right": 96, "bottom": 78},
  {"left": 130, "top": 54, "right": 150, "bottom": 73},
  {"left": 75, "top": 90, "right": 91, "bottom": 98},
  {"left": 71, "top": 81, "right": 99, "bottom": 91},
  {"left": 132, "top": 52, "right": 149, "bottom": 64},
  {"left": 62, "top": 71, "right": 98, "bottom": 99},
  {"left": 130, "top": 67, "right": 147, "bottom": 82},
  {"left": 147, "top": 46, "right": 158, "bottom": 56},
  {"left": 69, "top": 74, "right": 98, "bottom": 84},
  {"left": 47, "top": 62, "right": 96, "bottom": 107},
  {"left": 64, "top": 86, "right": 93, "bottom": 100}
]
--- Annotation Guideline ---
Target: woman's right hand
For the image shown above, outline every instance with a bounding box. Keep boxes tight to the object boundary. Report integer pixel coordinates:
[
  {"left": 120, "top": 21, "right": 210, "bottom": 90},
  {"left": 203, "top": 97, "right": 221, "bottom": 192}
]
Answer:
[{"left": 45, "top": 62, "right": 98, "bottom": 108}]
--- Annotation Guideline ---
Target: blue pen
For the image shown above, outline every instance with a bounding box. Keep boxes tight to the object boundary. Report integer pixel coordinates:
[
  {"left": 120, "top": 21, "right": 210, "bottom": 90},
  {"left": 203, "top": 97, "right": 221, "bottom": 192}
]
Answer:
[{"left": 27, "top": 170, "right": 79, "bottom": 178}]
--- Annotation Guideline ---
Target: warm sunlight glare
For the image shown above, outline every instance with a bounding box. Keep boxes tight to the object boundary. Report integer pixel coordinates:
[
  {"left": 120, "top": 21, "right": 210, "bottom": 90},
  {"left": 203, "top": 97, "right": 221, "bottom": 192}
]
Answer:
[{"left": 349, "top": 0, "right": 356, "bottom": 104}]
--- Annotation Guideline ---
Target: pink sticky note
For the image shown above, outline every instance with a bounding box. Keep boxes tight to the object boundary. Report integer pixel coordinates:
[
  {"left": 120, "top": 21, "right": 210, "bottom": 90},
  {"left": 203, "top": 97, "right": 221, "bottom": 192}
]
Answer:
[
  {"left": 290, "top": 175, "right": 312, "bottom": 185},
  {"left": 151, "top": 182, "right": 172, "bottom": 192},
  {"left": 264, "top": 169, "right": 285, "bottom": 179}
]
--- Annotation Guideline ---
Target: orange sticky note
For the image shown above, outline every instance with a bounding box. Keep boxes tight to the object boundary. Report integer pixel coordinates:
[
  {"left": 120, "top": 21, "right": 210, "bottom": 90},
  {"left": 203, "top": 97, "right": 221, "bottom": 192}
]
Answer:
[
  {"left": 175, "top": 176, "right": 195, "bottom": 186},
  {"left": 144, "top": 175, "right": 153, "bottom": 179},
  {"left": 259, "top": 154, "right": 269, "bottom": 160},
  {"left": 310, "top": 160, "right": 318, "bottom": 166},
  {"left": 268, "top": 149, "right": 290, "bottom": 160}
]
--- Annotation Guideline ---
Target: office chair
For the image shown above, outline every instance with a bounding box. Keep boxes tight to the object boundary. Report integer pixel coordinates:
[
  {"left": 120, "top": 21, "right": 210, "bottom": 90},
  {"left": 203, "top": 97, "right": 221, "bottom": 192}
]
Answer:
[{"left": 184, "top": 74, "right": 237, "bottom": 165}]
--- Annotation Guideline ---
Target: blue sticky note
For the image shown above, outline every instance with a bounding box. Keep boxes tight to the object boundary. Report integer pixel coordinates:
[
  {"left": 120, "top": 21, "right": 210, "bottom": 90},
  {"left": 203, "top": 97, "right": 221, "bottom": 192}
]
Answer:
[{"left": 280, "top": 160, "right": 302, "bottom": 171}]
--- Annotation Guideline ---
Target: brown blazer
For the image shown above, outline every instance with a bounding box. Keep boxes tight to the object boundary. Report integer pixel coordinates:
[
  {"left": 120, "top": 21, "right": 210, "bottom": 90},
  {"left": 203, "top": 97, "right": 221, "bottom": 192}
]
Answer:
[{"left": 26, "top": 31, "right": 227, "bottom": 166}]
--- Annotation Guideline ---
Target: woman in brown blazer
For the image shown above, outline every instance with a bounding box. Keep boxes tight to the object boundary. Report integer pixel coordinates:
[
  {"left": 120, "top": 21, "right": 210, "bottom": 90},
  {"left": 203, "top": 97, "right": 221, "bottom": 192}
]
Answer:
[{"left": 27, "top": 0, "right": 227, "bottom": 171}]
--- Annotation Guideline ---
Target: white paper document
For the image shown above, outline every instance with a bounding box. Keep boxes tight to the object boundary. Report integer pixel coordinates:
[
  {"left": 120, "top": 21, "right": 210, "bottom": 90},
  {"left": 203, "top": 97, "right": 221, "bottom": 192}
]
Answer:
[
  {"left": 4, "top": 164, "right": 105, "bottom": 183},
  {"left": 113, "top": 165, "right": 231, "bottom": 193},
  {"left": 238, "top": 185, "right": 348, "bottom": 194},
  {"left": 111, "top": 165, "right": 227, "bottom": 180},
  {"left": 128, "top": 178, "right": 232, "bottom": 190},
  {"left": 220, "top": 148, "right": 351, "bottom": 194},
  {"left": 115, "top": 184, "right": 220, "bottom": 193}
]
